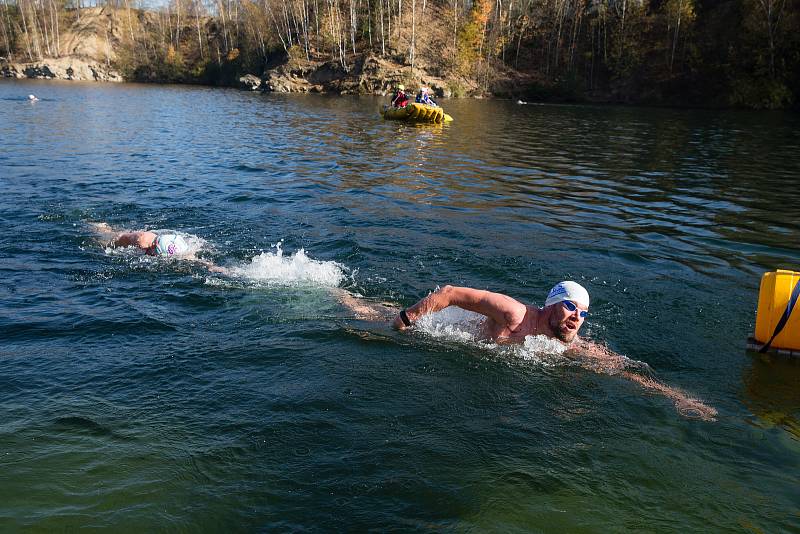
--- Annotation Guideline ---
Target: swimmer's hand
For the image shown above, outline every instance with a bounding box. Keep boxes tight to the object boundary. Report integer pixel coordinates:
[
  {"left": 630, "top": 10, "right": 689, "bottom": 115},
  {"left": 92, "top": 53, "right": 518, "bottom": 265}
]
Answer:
[
  {"left": 622, "top": 372, "right": 717, "bottom": 422},
  {"left": 335, "top": 289, "right": 400, "bottom": 322},
  {"left": 194, "top": 258, "right": 229, "bottom": 275},
  {"left": 207, "top": 264, "right": 229, "bottom": 274},
  {"left": 89, "top": 221, "right": 113, "bottom": 233},
  {"left": 392, "top": 308, "right": 417, "bottom": 330},
  {"left": 675, "top": 397, "right": 718, "bottom": 422},
  {"left": 392, "top": 314, "right": 409, "bottom": 330}
]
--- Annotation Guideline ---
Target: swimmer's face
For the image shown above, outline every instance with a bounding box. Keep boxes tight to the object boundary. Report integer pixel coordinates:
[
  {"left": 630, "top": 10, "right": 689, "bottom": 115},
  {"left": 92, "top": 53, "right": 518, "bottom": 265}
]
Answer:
[{"left": 548, "top": 300, "right": 588, "bottom": 343}]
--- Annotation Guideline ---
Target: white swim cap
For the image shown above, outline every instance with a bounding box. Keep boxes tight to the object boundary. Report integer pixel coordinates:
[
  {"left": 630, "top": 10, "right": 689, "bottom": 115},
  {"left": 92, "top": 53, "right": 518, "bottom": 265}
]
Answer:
[
  {"left": 545, "top": 281, "right": 590, "bottom": 309},
  {"left": 154, "top": 234, "right": 189, "bottom": 256}
]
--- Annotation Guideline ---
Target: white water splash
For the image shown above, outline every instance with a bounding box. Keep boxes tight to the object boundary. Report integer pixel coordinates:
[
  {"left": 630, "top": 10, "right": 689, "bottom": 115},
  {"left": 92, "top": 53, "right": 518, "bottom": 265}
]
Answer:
[
  {"left": 515, "top": 335, "right": 570, "bottom": 365},
  {"left": 413, "top": 306, "right": 571, "bottom": 366},
  {"left": 415, "top": 307, "right": 484, "bottom": 343},
  {"left": 227, "top": 241, "right": 345, "bottom": 287}
]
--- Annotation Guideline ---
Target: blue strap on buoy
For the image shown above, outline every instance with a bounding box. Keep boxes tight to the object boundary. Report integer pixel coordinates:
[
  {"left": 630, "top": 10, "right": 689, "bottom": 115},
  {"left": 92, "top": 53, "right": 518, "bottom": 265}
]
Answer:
[{"left": 760, "top": 277, "right": 800, "bottom": 353}]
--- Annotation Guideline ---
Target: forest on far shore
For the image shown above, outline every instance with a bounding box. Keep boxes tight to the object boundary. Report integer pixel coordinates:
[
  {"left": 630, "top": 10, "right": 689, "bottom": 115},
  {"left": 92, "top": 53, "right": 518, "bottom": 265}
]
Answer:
[{"left": 1, "top": 0, "right": 798, "bottom": 108}]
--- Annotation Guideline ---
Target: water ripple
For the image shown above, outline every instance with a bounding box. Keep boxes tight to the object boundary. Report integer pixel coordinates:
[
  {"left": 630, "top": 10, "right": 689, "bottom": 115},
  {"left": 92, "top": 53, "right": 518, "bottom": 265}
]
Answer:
[{"left": 1, "top": 81, "right": 799, "bottom": 531}]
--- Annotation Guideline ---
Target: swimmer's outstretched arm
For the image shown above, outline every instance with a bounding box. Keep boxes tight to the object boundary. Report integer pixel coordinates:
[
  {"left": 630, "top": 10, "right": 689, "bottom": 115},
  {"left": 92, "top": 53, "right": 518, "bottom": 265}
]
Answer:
[
  {"left": 570, "top": 338, "right": 717, "bottom": 421},
  {"left": 193, "top": 258, "right": 230, "bottom": 275},
  {"left": 392, "top": 285, "right": 526, "bottom": 330},
  {"left": 113, "top": 231, "right": 157, "bottom": 249},
  {"left": 334, "top": 289, "right": 399, "bottom": 321},
  {"left": 621, "top": 371, "right": 717, "bottom": 421},
  {"left": 89, "top": 222, "right": 155, "bottom": 249}
]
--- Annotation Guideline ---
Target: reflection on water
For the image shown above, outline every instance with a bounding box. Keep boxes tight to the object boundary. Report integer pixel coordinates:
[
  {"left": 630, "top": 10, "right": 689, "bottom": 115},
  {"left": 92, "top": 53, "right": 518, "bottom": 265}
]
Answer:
[{"left": 743, "top": 352, "right": 800, "bottom": 440}]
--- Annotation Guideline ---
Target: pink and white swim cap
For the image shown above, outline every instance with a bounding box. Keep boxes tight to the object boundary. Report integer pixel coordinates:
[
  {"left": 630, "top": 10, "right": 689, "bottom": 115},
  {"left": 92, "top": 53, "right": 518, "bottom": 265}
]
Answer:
[{"left": 154, "top": 234, "right": 190, "bottom": 257}]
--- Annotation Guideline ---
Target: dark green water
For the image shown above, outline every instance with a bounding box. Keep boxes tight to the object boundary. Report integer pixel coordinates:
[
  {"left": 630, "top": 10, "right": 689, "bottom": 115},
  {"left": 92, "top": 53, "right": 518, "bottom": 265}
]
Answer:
[{"left": 1, "top": 79, "right": 799, "bottom": 531}]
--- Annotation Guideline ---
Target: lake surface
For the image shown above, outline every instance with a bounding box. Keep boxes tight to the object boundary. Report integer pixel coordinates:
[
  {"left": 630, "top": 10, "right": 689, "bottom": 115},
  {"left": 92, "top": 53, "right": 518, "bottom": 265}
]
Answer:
[{"left": 1, "top": 79, "right": 799, "bottom": 531}]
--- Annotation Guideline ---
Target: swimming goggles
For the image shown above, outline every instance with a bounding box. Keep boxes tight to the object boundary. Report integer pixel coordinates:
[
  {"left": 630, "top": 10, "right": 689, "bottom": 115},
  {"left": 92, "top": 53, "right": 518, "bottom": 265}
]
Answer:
[{"left": 563, "top": 300, "right": 589, "bottom": 318}]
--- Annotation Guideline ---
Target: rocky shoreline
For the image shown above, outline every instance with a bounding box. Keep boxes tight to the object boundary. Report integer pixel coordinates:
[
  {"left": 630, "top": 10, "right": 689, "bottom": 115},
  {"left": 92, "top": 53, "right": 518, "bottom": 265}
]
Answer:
[
  {"left": 237, "top": 53, "right": 464, "bottom": 98},
  {"left": 1, "top": 52, "right": 464, "bottom": 98},
  {"left": 0, "top": 8, "right": 526, "bottom": 99},
  {"left": 1, "top": 56, "right": 123, "bottom": 83}
]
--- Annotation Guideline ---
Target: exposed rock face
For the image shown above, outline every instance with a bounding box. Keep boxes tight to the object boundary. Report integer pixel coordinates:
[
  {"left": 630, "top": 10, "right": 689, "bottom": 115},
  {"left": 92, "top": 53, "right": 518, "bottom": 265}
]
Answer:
[
  {"left": 57, "top": 7, "right": 121, "bottom": 61},
  {"left": 1, "top": 57, "right": 122, "bottom": 82},
  {"left": 259, "top": 52, "right": 455, "bottom": 97},
  {"left": 0, "top": 7, "right": 123, "bottom": 82}
]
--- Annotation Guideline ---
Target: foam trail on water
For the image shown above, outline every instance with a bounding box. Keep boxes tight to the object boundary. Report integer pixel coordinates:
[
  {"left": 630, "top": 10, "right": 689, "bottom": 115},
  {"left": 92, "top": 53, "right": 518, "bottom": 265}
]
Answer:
[{"left": 228, "top": 242, "right": 345, "bottom": 287}]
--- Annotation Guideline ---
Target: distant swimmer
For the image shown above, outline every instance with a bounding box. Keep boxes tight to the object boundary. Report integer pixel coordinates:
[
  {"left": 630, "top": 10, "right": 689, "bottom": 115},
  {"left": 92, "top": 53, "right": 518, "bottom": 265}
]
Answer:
[
  {"left": 389, "top": 281, "right": 717, "bottom": 420},
  {"left": 516, "top": 99, "right": 527, "bottom": 105},
  {"left": 90, "top": 222, "right": 227, "bottom": 273},
  {"left": 28, "top": 94, "right": 39, "bottom": 101}
]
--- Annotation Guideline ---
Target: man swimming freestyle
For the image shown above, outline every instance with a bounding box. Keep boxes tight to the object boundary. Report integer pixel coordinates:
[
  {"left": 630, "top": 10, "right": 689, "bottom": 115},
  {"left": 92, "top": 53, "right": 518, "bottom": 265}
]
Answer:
[
  {"left": 389, "top": 281, "right": 717, "bottom": 421},
  {"left": 393, "top": 281, "right": 590, "bottom": 344}
]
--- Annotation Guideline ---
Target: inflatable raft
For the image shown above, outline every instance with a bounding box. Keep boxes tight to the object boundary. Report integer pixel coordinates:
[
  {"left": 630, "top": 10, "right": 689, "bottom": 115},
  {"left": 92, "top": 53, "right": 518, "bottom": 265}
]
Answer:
[{"left": 382, "top": 103, "right": 453, "bottom": 123}]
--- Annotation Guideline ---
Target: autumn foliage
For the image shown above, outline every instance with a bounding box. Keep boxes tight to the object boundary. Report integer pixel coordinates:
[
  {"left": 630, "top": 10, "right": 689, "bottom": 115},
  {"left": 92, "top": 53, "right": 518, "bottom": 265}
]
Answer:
[{"left": 0, "top": 0, "right": 798, "bottom": 107}]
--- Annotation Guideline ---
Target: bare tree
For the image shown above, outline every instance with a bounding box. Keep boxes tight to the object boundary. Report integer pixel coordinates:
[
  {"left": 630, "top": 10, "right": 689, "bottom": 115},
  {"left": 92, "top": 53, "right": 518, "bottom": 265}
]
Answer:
[
  {"left": 755, "top": 0, "right": 786, "bottom": 78},
  {"left": 379, "top": 0, "right": 385, "bottom": 54},
  {"left": 0, "top": 0, "right": 16, "bottom": 60},
  {"left": 409, "top": 0, "right": 414, "bottom": 74},
  {"left": 193, "top": 0, "right": 205, "bottom": 60}
]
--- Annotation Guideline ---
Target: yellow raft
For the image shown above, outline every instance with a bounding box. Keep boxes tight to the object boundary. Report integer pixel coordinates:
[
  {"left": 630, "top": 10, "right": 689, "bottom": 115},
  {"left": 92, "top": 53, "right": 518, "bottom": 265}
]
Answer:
[{"left": 381, "top": 103, "right": 453, "bottom": 123}]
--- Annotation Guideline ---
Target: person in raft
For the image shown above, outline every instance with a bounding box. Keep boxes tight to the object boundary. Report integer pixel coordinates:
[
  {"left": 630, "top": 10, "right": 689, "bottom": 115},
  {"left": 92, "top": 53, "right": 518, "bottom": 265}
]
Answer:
[
  {"left": 391, "top": 281, "right": 718, "bottom": 421},
  {"left": 391, "top": 84, "right": 410, "bottom": 108},
  {"left": 415, "top": 87, "right": 437, "bottom": 106},
  {"left": 90, "top": 222, "right": 227, "bottom": 273}
]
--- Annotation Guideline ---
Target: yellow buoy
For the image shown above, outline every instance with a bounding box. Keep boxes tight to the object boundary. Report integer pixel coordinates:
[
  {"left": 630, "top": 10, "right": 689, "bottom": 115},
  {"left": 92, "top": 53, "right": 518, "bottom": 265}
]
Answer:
[{"left": 750, "top": 270, "right": 800, "bottom": 354}]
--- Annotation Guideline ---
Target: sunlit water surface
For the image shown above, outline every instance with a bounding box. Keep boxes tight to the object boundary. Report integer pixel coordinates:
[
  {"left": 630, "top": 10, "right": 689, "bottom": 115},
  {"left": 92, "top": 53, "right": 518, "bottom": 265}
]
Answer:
[{"left": 2, "top": 79, "right": 800, "bottom": 531}]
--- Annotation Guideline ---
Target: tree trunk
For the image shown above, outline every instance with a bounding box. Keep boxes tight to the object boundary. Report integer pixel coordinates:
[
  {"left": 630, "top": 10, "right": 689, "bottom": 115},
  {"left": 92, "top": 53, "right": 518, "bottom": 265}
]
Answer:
[
  {"left": 350, "top": 0, "right": 356, "bottom": 56},
  {"left": 379, "top": 0, "right": 385, "bottom": 55},
  {"left": 0, "top": 0, "right": 14, "bottom": 61},
  {"left": 669, "top": 0, "right": 681, "bottom": 73},
  {"left": 196, "top": 0, "right": 205, "bottom": 60},
  {"left": 410, "top": 0, "right": 415, "bottom": 75},
  {"left": 265, "top": 0, "right": 289, "bottom": 52}
]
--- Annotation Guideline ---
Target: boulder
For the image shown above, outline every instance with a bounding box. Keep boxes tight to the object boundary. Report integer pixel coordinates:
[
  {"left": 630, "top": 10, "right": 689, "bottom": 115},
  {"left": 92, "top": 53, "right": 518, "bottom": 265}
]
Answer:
[
  {"left": 238, "top": 74, "right": 262, "bottom": 91},
  {"left": 263, "top": 62, "right": 318, "bottom": 93},
  {"left": 0, "top": 63, "right": 22, "bottom": 78},
  {"left": 23, "top": 64, "right": 56, "bottom": 79}
]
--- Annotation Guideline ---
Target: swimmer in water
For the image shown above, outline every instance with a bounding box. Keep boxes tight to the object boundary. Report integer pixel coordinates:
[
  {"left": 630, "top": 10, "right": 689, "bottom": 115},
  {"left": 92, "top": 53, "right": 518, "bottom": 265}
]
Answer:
[
  {"left": 90, "top": 222, "right": 227, "bottom": 273},
  {"left": 29, "top": 94, "right": 39, "bottom": 101},
  {"left": 381, "top": 281, "right": 717, "bottom": 421},
  {"left": 393, "top": 281, "right": 590, "bottom": 343}
]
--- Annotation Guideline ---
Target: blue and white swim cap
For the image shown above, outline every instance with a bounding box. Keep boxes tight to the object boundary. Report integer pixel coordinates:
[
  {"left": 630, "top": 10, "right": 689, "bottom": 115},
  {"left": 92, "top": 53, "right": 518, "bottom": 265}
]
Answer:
[
  {"left": 545, "top": 281, "right": 590, "bottom": 309},
  {"left": 153, "top": 234, "right": 190, "bottom": 257}
]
